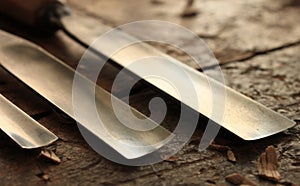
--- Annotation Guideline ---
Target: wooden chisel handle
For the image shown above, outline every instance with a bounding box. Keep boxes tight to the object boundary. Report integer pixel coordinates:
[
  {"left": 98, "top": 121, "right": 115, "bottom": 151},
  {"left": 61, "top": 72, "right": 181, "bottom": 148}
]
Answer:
[{"left": 0, "top": 0, "right": 69, "bottom": 30}]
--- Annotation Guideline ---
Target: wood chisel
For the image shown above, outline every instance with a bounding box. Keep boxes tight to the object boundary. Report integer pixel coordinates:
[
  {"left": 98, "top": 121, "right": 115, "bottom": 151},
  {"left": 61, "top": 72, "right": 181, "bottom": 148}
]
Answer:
[
  {"left": 0, "top": 94, "right": 57, "bottom": 149},
  {"left": 0, "top": 0, "right": 295, "bottom": 141},
  {"left": 0, "top": 30, "right": 172, "bottom": 159}
]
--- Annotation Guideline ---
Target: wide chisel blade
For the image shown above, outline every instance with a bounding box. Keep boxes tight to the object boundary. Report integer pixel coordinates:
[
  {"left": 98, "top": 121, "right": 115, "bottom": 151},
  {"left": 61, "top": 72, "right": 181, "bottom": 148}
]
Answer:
[
  {"left": 0, "top": 30, "right": 172, "bottom": 159},
  {"left": 61, "top": 12, "right": 295, "bottom": 140}
]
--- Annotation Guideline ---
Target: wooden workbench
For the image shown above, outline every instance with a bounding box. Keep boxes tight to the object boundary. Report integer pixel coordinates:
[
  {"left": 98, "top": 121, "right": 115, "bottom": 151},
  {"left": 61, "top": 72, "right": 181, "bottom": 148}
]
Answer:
[{"left": 0, "top": 0, "right": 299, "bottom": 185}]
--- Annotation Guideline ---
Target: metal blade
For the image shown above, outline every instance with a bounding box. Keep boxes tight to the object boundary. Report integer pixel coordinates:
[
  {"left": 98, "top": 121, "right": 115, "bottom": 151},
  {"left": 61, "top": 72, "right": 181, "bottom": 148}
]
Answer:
[
  {"left": 61, "top": 13, "right": 295, "bottom": 140},
  {"left": 0, "top": 30, "right": 172, "bottom": 159},
  {"left": 0, "top": 94, "right": 57, "bottom": 149}
]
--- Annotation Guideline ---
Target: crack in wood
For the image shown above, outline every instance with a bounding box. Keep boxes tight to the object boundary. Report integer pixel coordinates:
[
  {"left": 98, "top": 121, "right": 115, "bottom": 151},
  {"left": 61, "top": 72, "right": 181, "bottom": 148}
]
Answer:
[{"left": 202, "top": 39, "right": 300, "bottom": 70}]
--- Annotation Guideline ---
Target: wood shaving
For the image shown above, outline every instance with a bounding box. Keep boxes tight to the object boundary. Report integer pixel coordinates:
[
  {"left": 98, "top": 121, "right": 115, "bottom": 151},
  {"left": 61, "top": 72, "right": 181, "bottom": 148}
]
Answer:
[
  {"left": 258, "top": 145, "right": 280, "bottom": 181},
  {"left": 40, "top": 149, "right": 61, "bottom": 164},
  {"left": 209, "top": 142, "right": 237, "bottom": 163},
  {"left": 227, "top": 149, "right": 237, "bottom": 163},
  {"left": 209, "top": 143, "right": 231, "bottom": 151},
  {"left": 161, "top": 154, "right": 179, "bottom": 162},
  {"left": 41, "top": 174, "right": 50, "bottom": 181},
  {"left": 225, "top": 173, "right": 257, "bottom": 186},
  {"left": 37, "top": 173, "right": 50, "bottom": 182}
]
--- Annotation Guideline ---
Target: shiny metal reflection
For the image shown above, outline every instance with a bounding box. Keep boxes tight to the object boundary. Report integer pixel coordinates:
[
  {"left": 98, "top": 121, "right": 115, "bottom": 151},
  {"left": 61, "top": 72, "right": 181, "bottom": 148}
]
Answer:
[
  {"left": 0, "top": 31, "right": 172, "bottom": 159},
  {"left": 0, "top": 94, "right": 58, "bottom": 149},
  {"left": 61, "top": 14, "right": 295, "bottom": 140}
]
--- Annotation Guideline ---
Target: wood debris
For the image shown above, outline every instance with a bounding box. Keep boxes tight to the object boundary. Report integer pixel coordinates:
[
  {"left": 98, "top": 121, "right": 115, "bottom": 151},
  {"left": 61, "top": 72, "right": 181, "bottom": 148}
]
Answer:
[
  {"left": 165, "top": 156, "right": 179, "bottom": 162},
  {"left": 258, "top": 145, "right": 281, "bottom": 182},
  {"left": 39, "top": 149, "right": 61, "bottom": 164},
  {"left": 225, "top": 173, "right": 257, "bottom": 186},
  {"left": 209, "top": 142, "right": 237, "bottom": 163},
  {"left": 180, "top": 0, "right": 199, "bottom": 18},
  {"left": 209, "top": 143, "right": 231, "bottom": 151},
  {"left": 36, "top": 173, "right": 50, "bottom": 182},
  {"left": 41, "top": 174, "right": 50, "bottom": 181},
  {"left": 227, "top": 150, "right": 237, "bottom": 163},
  {"left": 161, "top": 154, "right": 179, "bottom": 162}
]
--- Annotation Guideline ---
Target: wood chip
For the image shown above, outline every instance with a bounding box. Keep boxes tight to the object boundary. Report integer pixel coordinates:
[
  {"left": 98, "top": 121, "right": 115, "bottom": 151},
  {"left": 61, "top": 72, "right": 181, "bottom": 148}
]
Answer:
[
  {"left": 227, "top": 149, "right": 237, "bottom": 163},
  {"left": 42, "top": 174, "right": 50, "bottom": 181},
  {"left": 225, "top": 173, "right": 257, "bottom": 186},
  {"left": 258, "top": 145, "right": 280, "bottom": 182},
  {"left": 40, "top": 149, "right": 61, "bottom": 164},
  {"left": 161, "top": 154, "right": 179, "bottom": 162},
  {"left": 209, "top": 143, "right": 237, "bottom": 163},
  {"left": 37, "top": 173, "right": 50, "bottom": 182},
  {"left": 209, "top": 143, "right": 231, "bottom": 151}
]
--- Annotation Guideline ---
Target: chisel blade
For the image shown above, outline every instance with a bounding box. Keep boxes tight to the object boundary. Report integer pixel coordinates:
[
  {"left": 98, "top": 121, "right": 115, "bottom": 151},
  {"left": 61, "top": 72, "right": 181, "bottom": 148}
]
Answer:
[
  {"left": 0, "top": 94, "right": 58, "bottom": 149},
  {"left": 61, "top": 13, "right": 295, "bottom": 140},
  {"left": 0, "top": 30, "right": 172, "bottom": 159}
]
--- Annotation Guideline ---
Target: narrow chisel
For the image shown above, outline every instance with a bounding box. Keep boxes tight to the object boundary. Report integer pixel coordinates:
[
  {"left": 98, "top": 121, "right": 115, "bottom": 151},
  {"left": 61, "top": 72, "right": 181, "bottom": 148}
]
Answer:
[{"left": 0, "top": 94, "right": 57, "bottom": 148}]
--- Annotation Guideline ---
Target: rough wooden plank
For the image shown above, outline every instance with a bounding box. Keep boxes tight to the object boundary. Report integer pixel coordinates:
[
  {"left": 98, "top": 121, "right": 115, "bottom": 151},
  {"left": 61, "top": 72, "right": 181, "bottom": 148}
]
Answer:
[
  {"left": 0, "top": 0, "right": 299, "bottom": 185},
  {"left": 68, "top": 0, "right": 300, "bottom": 66}
]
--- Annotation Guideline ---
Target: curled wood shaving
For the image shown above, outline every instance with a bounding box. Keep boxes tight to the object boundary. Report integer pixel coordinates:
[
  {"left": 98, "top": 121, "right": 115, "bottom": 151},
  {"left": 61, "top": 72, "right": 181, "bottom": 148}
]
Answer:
[
  {"left": 225, "top": 173, "right": 257, "bottom": 186},
  {"left": 40, "top": 149, "right": 61, "bottom": 164},
  {"left": 258, "top": 145, "right": 280, "bottom": 181}
]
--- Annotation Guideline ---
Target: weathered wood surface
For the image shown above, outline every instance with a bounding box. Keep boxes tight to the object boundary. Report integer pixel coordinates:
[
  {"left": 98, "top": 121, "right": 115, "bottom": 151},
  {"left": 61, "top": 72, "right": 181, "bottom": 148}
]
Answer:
[{"left": 0, "top": 0, "right": 299, "bottom": 185}]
